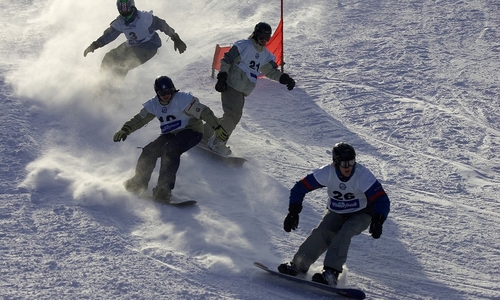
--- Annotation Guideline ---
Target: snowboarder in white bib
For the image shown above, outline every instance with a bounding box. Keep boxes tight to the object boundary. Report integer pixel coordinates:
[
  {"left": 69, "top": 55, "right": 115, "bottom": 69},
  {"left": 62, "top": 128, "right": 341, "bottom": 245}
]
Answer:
[
  {"left": 83, "top": 0, "right": 187, "bottom": 81},
  {"left": 113, "top": 75, "right": 228, "bottom": 203},
  {"left": 278, "top": 142, "right": 390, "bottom": 286},
  {"left": 204, "top": 22, "right": 296, "bottom": 156}
]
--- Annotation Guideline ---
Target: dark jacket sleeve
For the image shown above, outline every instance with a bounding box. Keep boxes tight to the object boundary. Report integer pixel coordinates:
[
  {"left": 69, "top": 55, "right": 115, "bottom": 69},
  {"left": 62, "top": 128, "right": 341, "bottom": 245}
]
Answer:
[
  {"left": 150, "top": 15, "right": 176, "bottom": 37},
  {"left": 96, "top": 24, "right": 122, "bottom": 47},
  {"left": 289, "top": 173, "right": 325, "bottom": 206},
  {"left": 364, "top": 180, "right": 390, "bottom": 218},
  {"left": 122, "top": 108, "right": 156, "bottom": 134}
]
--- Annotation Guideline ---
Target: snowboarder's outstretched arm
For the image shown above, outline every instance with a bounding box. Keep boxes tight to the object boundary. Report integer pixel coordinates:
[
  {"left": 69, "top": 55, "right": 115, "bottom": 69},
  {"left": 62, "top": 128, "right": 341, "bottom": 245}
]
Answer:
[
  {"left": 151, "top": 16, "right": 186, "bottom": 54},
  {"left": 83, "top": 25, "right": 122, "bottom": 57},
  {"left": 113, "top": 108, "right": 155, "bottom": 142}
]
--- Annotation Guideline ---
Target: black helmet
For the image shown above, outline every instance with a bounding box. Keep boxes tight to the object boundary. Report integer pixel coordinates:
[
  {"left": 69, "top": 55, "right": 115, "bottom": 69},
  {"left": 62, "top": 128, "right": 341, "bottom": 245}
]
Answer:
[
  {"left": 117, "top": 0, "right": 136, "bottom": 21},
  {"left": 252, "top": 22, "right": 272, "bottom": 40},
  {"left": 332, "top": 142, "right": 356, "bottom": 167},
  {"left": 254, "top": 22, "right": 272, "bottom": 35},
  {"left": 154, "top": 76, "right": 178, "bottom": 96}
]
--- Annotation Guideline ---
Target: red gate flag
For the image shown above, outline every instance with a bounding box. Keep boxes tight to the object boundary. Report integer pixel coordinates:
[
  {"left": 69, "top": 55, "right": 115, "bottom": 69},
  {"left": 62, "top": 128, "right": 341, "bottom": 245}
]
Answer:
[
  {"left": 211, "top": 44, "right": 231, "bottom": 74},
  {"left": 211, "top": 18, "right": 284, "bottom": 76},
  {"left": 266, "top": 18, "right": 283, "bottom": 68}
]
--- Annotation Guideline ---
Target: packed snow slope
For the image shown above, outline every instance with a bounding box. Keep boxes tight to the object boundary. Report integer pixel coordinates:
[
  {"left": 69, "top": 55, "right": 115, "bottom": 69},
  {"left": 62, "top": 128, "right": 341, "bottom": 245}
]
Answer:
[{"left": 1, "top": 0, "right": 499, "bottom": 299}]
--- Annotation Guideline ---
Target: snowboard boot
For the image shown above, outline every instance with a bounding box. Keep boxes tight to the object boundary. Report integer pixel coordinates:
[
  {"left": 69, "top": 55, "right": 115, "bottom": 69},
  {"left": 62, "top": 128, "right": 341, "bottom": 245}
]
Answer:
[
  {"left": 152, "top": 186, "right": 172, "bottom": 203},
  {"left": 207, "top": 133, "right": 231, "bottom": 156},
  {"left": 312, "top": 267, "right": 339, "bottom": 286},
  {"left": 124, "top": 177, "right": 147, "bottom": 195},
  {"left": 278, "top": 262, "right": 303, "bottom": 277}
]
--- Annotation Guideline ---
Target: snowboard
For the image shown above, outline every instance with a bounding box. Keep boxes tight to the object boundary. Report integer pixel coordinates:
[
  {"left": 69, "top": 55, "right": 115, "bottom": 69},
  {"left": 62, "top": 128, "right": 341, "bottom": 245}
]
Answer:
[
  {"left": 141, "top": 194, "right": 197, "bottom": 206},
  {"left": 253, "top": 262, "right": 366, "bottom": 299},
  {"left": 195, "top": 142, "right": 246, "bottom": 166}
]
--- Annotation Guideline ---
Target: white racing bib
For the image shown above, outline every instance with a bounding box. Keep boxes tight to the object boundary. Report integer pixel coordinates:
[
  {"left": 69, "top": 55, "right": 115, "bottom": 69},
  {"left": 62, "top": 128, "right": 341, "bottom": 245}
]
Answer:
[
  {"left": 142, "top": 92, "right": 194, "bottom": 134},
  {"left": 234, "top": 39, "right": 276, "bottom": 83},
  {"left": 312, "top": 163, "right": 377, "bottom": 214},
  {"left": 111, "top": 11, "right": 155, "bottom": 46}
]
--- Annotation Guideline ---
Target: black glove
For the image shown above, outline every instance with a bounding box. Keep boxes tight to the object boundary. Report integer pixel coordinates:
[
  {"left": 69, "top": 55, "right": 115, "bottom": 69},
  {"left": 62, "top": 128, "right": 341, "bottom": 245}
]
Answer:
[
  {"left": 279, "top": 73, "right": 295, "bottom": 90},
  {"left": 369, "top": 213, "right": 386, "bottom": 239},
  {"left": 283, "top": 203, "right": 302, "bottom": 232},
  {"left": 171, "top": 33, "right": 187, "bottom": 54},
  {"left": 215, "top": 72, "right": 228, "bottom": 93},
  {"left": 84, "top": 41, "right": 99, "bottom": 57}
]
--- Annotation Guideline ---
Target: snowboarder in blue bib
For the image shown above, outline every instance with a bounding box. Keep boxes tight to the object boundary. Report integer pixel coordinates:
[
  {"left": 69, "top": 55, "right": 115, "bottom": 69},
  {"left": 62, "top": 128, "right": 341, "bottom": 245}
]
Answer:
[
  {"left": 113, "top": 75, "right": 228, "bottom": 203},
  {"left": 278, "top": 142, "right": 390, "bottom": 286},
  {"left": 83, "top": 0, "right": 187, "bottom": 81},
  {"left": 204, "top": 22, "right": 296, "bottom": 156}
]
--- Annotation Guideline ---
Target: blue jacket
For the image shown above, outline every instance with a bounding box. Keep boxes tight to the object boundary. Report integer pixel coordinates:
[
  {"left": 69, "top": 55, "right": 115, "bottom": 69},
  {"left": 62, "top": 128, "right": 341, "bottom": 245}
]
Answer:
[{"left": 289, "top": 166, "right": 390, "bottom": 219}]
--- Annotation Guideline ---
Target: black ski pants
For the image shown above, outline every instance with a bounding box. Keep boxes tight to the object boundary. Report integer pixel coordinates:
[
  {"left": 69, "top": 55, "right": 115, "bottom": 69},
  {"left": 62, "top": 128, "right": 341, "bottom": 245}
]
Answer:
[{"left": 133, "top": 129, "right": 202, "bottom": 190}]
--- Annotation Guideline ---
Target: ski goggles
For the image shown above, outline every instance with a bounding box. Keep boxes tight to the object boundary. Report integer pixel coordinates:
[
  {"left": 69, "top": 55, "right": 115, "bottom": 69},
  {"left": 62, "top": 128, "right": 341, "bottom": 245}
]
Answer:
[
  {"left": 119, "top": 7, "right": 135, "bottom": 21},
  {"left": 257, "top": 33, "right": 271, "bottom": 41},
  {"left": 157, "top": 88, "right": 176, "bottom": 97},
  {"left": 339, "top": 159, "right": 356, "bottom": 168}
]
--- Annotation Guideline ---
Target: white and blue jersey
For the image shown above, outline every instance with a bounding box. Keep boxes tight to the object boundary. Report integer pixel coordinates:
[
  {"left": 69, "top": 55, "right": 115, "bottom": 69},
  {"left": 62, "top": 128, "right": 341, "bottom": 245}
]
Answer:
[
  {"left": 289, "top": 163, "right": 390, "bottom": 218},
  {"left": 233, "top": 39, "right": 276, "bottom": 82},
  {"left": 110, "top": 11, "right": 156, "bottom": 46},
  {"left": 95, "top": 10, "right": 177, "bottom": 49},
  {"left": 142, "top": 92, "right": 194, "bottom": 134},
  {"left": 312, "top": 164, "right": 375, "bottom": 214}
]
